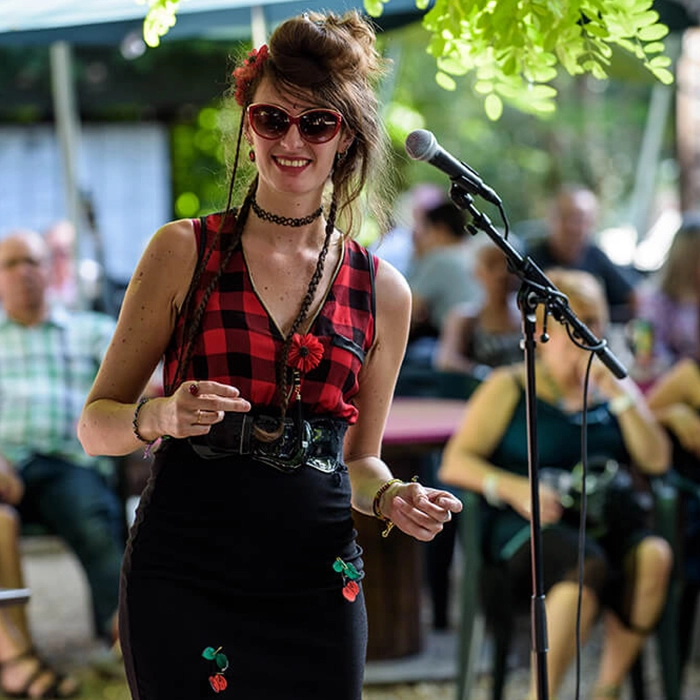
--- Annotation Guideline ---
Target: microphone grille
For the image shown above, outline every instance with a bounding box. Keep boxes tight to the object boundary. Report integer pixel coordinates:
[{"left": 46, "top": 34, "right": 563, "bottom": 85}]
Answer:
[{"left": 405, "top": 129, "right": 437, "bottom": 162}]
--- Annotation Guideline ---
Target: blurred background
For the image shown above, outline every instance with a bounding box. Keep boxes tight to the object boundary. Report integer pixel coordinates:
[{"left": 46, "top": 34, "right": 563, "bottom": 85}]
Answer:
[{"left": 0, "top": 0, "right": 698, "bottom": 311}]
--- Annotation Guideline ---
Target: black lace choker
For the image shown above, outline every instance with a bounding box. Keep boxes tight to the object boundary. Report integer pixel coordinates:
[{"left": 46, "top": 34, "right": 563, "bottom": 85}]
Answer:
[{"left": 251, "top": 198, "right": 323, "bottom": 227}]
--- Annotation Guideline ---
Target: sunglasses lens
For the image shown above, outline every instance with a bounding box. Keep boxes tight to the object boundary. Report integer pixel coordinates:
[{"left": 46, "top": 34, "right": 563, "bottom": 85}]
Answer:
[
  {"left": 299, "top": 111, "right": 342, "bottom": 143},
  {"left": 251, "top": 106, "right": 290, "bottom": 139}
]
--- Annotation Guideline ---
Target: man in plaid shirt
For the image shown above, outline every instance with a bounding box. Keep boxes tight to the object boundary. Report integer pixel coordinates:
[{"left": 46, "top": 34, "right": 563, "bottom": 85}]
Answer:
[{"left": 0, "top": 229, "right": 123, "bottom": 663}]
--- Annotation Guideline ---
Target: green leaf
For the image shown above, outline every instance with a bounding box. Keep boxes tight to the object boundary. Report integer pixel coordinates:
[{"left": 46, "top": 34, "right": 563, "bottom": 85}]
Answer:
[
  {"left": 633, "top": 10, "right": 660, "bottom": 28},
  {"left": 438, "top": 56, "right": 469, "bottom": 75},
  {"left": 435, "top": 71, "right": 457, "bottom": 91},
  {"left": 644, "top": 42, "right": 667, "bottom": 54},
  {"left": 484, "top": 93, "right": 503, "bottom": 121},
  {"left": 648, "top": 66, "right": 675, "bottom": 84},
  {"left": 363, "top": 0, "right": 385, "bottom": 17},
  {"left": 474, "top": 80, "right": 494, "bottom": 95},
  {"left": 648, "top": 55, "right": 672, "bottom": 68},
  {"left": 638, "top": 24, "right": 669, "bottom": 41}
]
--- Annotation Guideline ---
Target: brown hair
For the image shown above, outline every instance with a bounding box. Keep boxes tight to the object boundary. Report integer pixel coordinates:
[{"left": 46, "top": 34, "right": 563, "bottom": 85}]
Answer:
[
  {"left": 536, "top": 268, "right": 609, "bottom": 333},
  {"left": 657, "top": 213, "right": 700, "bottom": 300}
]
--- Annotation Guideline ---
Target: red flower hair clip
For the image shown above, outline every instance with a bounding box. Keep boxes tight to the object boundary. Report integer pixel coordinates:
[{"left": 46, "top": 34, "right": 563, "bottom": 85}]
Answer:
[
  {"left": 288, "top": 333, "right": 324, "bottom": 373},
  {"left": 232, "top": 44, "right": 270, "bottom": 106}
]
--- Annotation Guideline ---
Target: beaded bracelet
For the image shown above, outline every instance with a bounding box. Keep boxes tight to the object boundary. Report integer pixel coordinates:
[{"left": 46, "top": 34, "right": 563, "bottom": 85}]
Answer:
[
  {"left": 608, "top": 393, "right": 635, "bottom": 416},
  {"left": 132, "top": 397, "right": 153, "bottom": 444},
  {"left": 372, "top": 476, "right": 418, "bottom": 538}
]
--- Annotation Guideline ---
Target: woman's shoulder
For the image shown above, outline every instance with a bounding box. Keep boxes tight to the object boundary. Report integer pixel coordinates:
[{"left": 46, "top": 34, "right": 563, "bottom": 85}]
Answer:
[
  {"left": 476, "top": 363, "right": 523, "bottom": 398},
  {"left": 150, "top": 218, "right": 197, "bottom": 252}
]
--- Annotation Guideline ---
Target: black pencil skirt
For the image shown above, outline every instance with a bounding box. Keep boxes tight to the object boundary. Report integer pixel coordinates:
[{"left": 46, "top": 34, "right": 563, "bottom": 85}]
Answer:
[{"left": 120, "top": 439, "right": 367, "bottom": 700}]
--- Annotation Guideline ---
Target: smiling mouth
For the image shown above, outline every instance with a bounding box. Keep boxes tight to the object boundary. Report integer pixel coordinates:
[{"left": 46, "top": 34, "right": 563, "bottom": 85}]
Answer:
[{"left": 274, "top": 157, "right": 310, "bottom": 168}]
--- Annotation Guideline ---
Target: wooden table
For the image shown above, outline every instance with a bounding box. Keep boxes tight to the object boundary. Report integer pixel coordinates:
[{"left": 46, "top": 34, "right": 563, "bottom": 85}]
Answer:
[{"left": 356, "top": 397, "right": 467, "bottom": 660}]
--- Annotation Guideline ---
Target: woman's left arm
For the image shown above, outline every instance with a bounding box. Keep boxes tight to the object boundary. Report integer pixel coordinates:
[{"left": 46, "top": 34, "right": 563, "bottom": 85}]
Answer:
[
  {"left": 591, "top": 363, "right": 671, "bottom": 474},
  {"left": 344, "top": 258, "right": 462, "bottom": 542}
]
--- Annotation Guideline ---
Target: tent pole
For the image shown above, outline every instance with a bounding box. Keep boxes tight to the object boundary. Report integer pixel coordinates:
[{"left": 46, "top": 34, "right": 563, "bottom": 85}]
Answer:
[
  {"left": 250, "top": 5, "right": 267, "bottom": 47},
  {"left": 50, "top": 41, "right": 82, "bottom": 236}
]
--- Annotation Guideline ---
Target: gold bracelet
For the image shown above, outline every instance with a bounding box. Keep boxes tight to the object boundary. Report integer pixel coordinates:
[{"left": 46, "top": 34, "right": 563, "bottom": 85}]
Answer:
[{"left": 372, "top": 476, "right": 419, "bottom": 538}]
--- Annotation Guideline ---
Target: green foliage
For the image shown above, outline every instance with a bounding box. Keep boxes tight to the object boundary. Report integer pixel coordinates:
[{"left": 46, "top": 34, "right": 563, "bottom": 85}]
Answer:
[
  {"left": 378, "top": 22, "right": 666, "bottom": 228},
  {"left": 367, "top": 0, "right": 674, "bottom": 120},
  {"left": 142, "top": 0, "right": 674, "bottom": 119},
  {"left": 143, "top": 0, "right": 181, "bottom": 48}
]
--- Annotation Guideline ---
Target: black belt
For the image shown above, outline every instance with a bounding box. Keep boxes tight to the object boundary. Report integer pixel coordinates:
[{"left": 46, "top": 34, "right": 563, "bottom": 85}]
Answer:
[{"left": 188, "top": 412, "right": 347, "bottom": 474}]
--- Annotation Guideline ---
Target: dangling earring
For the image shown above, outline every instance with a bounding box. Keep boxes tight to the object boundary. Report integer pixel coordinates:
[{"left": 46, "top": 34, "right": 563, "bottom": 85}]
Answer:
[
  {"left": 335, "top": 150, "right": 347, "bottom": 164},
  {"left": 249, "top": 149, "right": 256, "bottom": 162}
]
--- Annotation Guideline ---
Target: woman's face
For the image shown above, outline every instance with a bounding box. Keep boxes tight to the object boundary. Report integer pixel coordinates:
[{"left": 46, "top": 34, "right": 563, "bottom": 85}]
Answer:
[
  {"left": 542, "top": 297, "right": 607, "bottom": 376},
  {"left": 476, "top": 246, "right": 514, "bottom": 298},
  {"left": 246, "top": 79, "right": 354, "bottom": 198}
]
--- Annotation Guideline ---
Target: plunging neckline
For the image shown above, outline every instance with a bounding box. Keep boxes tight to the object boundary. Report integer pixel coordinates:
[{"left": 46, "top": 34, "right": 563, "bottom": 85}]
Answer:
[{"left": 241, "top": 239, "right": 346, "bottom": 341}]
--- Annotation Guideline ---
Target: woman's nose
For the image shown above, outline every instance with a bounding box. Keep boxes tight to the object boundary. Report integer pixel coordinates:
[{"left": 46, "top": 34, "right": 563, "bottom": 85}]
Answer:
[{"left": 279, "top": 123, "right": 306, "bottom": 149}]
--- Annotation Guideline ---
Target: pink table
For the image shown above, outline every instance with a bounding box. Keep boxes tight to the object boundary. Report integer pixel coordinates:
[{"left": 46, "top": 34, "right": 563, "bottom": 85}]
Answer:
[
  {"left": 358, "top": 397, "right": 468, "bottom": 660},
  {"left": 382, "top": 397, "right": 467, "bottom": 450}
]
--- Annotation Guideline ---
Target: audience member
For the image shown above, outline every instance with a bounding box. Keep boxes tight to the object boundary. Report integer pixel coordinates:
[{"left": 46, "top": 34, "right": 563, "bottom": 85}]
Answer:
[
  {"left": 43, "top": 220, "right": 81, "bottom": 310},
  {"left": 0, "top": 230, "right": 124, "bottom": 671},
  {"left": 526, "top": 185, "right": 637, "bottom": 323},
  {"left": 440, "top": 268, "right": 672, "bottom": 700},
  {"left": 646, "top": 356, "right": 700, "bottom": 676},
  {"left": 633, "top": 213, "right": 700, "bottom": 385},
  {"left": 404, "top": 199, "right": 482, "bottom": 365},
  {"left": 435, "top": 237, "right": 522, "bottom": 377},
  {"left": 370, "top": 183, "right": 446, "bottom": 277}
]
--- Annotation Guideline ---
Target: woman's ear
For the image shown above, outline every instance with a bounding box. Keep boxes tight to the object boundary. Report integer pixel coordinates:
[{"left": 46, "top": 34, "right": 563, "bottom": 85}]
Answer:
[{"left": 339, "top": 132, "right": 355, "bottom": 154}]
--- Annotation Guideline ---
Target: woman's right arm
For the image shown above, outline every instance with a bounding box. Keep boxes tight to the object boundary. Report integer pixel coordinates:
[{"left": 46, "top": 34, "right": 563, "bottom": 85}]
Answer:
[
  {"left": 438, "top": 366, "right": 562, "bottom": 523},
  {"left": 78, "top": 219, "right": 200, "bottom": 456}
]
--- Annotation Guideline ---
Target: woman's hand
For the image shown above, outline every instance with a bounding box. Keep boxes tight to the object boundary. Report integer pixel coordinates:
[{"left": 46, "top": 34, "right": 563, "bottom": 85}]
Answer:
[
  {"left": 502, "top": 475, "right": 563, "bottom": 524},
  {"left": 380, "top": 482, "right": 463, "bottom": 542},
  {"left": 145, "top": 380, "right": 251, "bottom": 440}
]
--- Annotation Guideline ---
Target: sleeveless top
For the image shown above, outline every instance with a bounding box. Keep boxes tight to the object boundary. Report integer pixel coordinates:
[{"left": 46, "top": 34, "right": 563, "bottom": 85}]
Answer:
[
  {"left": 465, "top": 320, "right": 523, "bottom": 368},
  {"left": 163, "top": 211, "right": 378, "bottom": 423},
  {"left": 483, "top": 378, "right": 629, "bottom": 561}
]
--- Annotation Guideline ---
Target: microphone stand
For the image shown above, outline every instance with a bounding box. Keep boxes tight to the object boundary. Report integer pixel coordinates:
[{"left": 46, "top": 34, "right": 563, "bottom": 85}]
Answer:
[{"left": 447, "top": 183, "right": 627, "bottom": 700}]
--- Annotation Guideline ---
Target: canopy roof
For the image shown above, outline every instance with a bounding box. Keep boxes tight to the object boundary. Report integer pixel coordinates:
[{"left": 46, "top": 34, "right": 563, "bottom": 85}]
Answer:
[{"left": 0, "top": 0, "right": 426, "bottom": 46}]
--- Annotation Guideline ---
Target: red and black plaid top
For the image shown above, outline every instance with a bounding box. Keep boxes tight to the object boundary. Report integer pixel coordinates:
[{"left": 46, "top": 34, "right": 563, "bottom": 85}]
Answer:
[{"left": 163, "top": 212, "right": 378, "bottom": 424}]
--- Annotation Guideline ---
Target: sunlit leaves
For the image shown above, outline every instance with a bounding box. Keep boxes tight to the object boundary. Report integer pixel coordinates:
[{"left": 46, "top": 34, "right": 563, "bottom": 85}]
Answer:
[
  {"left": 140, "top": 0, "right": 675, "bottom": 120},
  {"left": 142, "top": 0, "right": 180, "bottom": 48},
  {"left": 365, "top": 0, "right": 674, "bottom": 119}
]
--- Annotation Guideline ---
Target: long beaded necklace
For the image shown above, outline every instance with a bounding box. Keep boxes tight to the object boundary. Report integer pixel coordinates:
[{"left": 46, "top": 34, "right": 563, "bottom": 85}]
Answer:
[{"left": 251, "top": 197, "right": 323, "bottom": 227}]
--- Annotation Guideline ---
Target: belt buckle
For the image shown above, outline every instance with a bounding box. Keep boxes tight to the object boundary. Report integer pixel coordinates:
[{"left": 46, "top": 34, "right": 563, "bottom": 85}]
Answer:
[{"left": 253, "top": 419, "right": 311, "bottom": 473}]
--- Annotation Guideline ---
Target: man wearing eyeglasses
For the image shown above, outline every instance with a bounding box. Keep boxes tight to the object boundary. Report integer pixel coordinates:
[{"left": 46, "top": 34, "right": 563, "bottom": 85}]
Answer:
[{"left": 0, "top": 229, "right": 124, "bottom": 676}]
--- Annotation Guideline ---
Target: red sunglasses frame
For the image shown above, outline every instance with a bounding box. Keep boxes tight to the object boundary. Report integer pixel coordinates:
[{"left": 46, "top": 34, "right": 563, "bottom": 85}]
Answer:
[{"left": 246, "top": 103, "right": 344, "bottom": 144}]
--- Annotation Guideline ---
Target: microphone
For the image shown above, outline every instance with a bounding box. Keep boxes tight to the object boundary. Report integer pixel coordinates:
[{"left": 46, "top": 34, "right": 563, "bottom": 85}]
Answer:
[{"left": 405, "top": 129, "right": 501, "bottom": 206}]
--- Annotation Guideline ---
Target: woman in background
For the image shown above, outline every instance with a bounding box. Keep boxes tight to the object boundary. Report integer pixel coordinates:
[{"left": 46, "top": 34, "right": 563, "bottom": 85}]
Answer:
[{"left": 440, "top": 268, "right": 671, "bottom": 700}]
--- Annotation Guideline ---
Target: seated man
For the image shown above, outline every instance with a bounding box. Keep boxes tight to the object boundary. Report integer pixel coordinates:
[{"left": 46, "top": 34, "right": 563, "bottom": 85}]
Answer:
[
  {"left": 526, "top": 184, "right": 638, "bottom": 323},
  {"left": 0, "top": 229, "right": 123, "bottom": 671}
]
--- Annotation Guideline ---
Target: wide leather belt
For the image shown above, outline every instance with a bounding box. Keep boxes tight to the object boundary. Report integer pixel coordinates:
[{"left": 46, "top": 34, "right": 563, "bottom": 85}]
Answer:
[{"left": 188, "top": 412, "right": 347, "bottom": 474}]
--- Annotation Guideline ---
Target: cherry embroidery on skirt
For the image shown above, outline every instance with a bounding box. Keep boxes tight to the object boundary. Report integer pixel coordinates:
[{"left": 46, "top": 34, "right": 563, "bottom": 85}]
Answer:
[
  {"left": 202, "top": 646, "right": 229, "bottom": 693},
  {"left": 333, "top": 557, "right": 361, "bottom": 602}
]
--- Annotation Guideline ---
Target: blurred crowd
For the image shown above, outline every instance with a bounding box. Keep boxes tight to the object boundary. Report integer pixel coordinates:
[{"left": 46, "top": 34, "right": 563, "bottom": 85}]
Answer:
[{"left": 373, "top": 182, "right": 700, "bottom": 699}]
